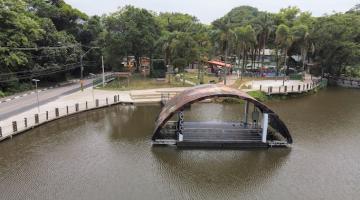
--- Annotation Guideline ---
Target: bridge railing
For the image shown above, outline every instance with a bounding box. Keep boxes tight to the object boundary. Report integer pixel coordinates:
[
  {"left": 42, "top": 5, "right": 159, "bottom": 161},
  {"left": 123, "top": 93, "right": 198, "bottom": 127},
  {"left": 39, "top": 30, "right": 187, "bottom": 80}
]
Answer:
[
  {"left": 0, "top": 95, "right": 133, "bottom": 141},
  {"left": 92, "top": 74, "right": 117, "bottom": 87},
  {"left": 254, "top": 78, "right": 326, "bottom": 95}
]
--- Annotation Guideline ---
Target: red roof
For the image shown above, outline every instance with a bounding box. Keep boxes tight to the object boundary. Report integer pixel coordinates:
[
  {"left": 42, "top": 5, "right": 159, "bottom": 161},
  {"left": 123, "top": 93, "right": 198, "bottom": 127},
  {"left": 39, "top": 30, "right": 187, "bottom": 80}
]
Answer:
[{"left": 207, "top": 60, "right": 232, "bottom": 68}]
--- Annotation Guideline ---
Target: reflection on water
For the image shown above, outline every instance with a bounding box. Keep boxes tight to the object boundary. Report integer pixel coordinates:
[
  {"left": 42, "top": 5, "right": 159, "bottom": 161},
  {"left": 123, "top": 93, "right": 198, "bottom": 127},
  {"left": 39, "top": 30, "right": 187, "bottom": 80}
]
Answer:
[
  {"left": 0, "top": 87, "right": 359, "bottom": 200},
  {"left": 151, "top": 148, "right": 290, "bottom": 199}
]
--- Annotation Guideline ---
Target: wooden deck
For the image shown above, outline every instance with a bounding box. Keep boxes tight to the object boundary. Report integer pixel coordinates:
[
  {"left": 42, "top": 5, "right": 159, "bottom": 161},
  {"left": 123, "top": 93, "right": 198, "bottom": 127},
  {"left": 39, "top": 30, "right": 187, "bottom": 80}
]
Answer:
[{"left": 176, "top": 122, "right": 269, "bottom": 148}]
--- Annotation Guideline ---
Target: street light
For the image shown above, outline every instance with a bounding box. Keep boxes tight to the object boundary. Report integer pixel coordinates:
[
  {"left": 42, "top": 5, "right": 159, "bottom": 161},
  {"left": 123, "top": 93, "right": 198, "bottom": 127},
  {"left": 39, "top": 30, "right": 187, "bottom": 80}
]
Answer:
[
  {"left": 32, "top": 79, "right": 40, "bottom": 113},
  {"left": 89, "top": 73, "right": 96, "bottom": 102}
]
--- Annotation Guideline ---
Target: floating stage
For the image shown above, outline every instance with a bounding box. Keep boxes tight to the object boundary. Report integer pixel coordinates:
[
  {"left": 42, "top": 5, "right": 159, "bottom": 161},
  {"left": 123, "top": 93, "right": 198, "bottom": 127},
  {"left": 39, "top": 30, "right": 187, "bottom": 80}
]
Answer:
[
  {"left": 176, "top": 122, "right": 268, "bottom": 148},
  {"left": 153, "top": 121, "right": 288, "bottom": 148},
  {"left": 151, "top": 84, "right": 293, "bottom": 149}
]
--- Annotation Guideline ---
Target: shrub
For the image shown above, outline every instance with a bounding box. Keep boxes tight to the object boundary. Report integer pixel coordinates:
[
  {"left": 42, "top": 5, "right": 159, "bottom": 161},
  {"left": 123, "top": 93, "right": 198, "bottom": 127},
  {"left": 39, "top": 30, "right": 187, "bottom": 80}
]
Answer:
[{"left": 247, "top": 91, "right": 268, "bottom": 102}]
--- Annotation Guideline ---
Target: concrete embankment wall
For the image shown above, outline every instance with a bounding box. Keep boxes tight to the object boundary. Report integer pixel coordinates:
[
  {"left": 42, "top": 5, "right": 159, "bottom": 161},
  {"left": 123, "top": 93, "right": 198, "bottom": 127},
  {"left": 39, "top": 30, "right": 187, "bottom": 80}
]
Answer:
[
  {"left": 335, "top": 79, "right": 360, "bottom": 89},
  {"left": 255, "top": 78, "right": 327, "bottom": 95},
  {"left": 0, "top": 95, "right": 133, "bottom": 142}
]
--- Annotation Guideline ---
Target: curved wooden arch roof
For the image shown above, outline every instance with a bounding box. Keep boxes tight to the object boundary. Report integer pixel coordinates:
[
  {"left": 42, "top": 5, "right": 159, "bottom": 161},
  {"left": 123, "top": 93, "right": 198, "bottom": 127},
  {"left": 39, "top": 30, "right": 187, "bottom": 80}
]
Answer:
[{"left": 152, "top": 84, "right": 292, "bottom": 143}]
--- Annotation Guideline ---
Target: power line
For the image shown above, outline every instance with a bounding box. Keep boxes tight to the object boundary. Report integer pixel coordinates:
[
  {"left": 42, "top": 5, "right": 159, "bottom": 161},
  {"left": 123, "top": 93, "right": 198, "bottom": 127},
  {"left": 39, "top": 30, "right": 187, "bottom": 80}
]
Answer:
[
  {"left": 0, "top": 62, "right": 81, "bottom": 76},
  {"left": 0, "top": 63, "right": 82, "bottom": 83},
  {"left": 0, "top": 66, "right": 80, "bottom": 83},
  {"left": 0, "top": 44, "right": 100, "bottom": 51},
  {"left": 0, "top": 45, "right": 80, "bottom": 51}
]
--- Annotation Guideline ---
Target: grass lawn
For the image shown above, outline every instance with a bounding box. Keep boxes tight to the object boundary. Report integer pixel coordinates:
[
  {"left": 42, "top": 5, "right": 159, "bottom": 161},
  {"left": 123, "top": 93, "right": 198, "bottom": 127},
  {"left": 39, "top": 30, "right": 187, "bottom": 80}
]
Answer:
[
  {"left": 247, "top": 90, "right": 268, "bottom": 101},
  {"left": 98, "top": 74, "right": 192, "bottom": 91},
  {"left": 183, "top": 72, "right": 220, "bottom": 84}
]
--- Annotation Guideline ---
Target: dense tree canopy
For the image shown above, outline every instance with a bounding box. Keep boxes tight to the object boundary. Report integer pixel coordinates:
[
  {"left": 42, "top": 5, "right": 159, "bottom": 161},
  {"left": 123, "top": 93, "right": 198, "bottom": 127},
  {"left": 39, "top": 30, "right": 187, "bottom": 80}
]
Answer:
[
  {"left": 104, "top": 6, "right": 160, "bottom": 70},
  {"left": 0, "top": 1, "right": 359, "bottom": 94}
]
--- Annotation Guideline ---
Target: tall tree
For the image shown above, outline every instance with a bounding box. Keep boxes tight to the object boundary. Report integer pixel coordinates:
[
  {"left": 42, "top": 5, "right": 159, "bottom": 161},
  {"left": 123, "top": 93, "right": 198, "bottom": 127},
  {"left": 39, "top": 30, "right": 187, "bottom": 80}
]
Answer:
[
  {"left": 104, "top": 5, "right": 160, "bottom": 70},
  {"left": 234, "top": 25, "right": 257, "bottom": 77},
  {"left": 253, "top": 12, "right": 274, "bottom": 67},
  {"left": 311, "top": 13, "right": 360, "bottom": 75},
  {"left": 275, "top": 24, "right": 292, "bottom": 75},
  {"left": 291, "top": 24, "right": 310, "bottom": 71}
]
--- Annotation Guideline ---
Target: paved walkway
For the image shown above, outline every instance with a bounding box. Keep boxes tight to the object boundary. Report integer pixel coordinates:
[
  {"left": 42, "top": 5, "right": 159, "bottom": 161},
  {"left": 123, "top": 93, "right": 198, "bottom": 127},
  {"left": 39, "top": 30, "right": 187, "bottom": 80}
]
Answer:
[
  {"left": 241, "top": 74, "right": 320, "bottom": 91},
  {"left": 218, "top": 75, "right": 238, "bottom": 86},
  {"left": 0, "top": 73, "right": 322, "bottom": 139},
  {"left": 0, "top": 86, "right": 189, "bottom": 129}
]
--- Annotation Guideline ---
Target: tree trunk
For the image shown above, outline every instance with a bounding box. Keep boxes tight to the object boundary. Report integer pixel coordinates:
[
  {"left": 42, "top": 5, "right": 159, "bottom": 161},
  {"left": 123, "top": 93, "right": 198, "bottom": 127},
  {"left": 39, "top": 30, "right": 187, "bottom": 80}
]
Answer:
[
  {"left": 262, "top": 34, "right": 266, "bottom": 68},
  {"left": 275, "top": 47, "right": 279, "bottom": 76},
  {"left": 284, "top": 48, "right": 288, "bottom": 73},
  {"left": 250, "top": 48, "right": 255, "bottom": 70},
  {"left": 242, "top": 47, "right": 246, "bottom": 80}
]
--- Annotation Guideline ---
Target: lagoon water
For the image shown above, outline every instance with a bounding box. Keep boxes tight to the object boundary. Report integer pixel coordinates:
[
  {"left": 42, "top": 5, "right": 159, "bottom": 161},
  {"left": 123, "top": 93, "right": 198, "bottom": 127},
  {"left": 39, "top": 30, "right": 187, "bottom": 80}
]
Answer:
[{"left": 0, "top": 87, "right": 359, "bottom": 200}]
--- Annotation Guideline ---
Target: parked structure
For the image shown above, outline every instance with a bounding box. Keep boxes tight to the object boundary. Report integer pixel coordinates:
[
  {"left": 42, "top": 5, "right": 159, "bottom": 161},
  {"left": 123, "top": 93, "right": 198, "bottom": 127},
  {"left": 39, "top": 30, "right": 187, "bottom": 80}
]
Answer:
[
  {"left": 207, "top": 60, "right": 232, "bottom": 75},
  {"left": 152, "top": 84, "right": 292, "bottom": 148},
  {"left": 140, "top": 57, "right": 151, "bottom": 76}
]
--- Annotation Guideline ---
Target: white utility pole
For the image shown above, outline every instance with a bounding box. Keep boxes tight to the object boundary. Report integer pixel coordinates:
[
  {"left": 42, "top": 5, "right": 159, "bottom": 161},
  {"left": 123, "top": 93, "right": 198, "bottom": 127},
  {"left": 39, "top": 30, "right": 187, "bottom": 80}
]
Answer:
[
  {"left": 32, "top": 79, "right": 40, "bottom": 113},
  {"left": 102, "top": 56, "right": 105, "bottom": 87},
  {"left": 262, "top": 113, "right": 269, "bottom": 143}
]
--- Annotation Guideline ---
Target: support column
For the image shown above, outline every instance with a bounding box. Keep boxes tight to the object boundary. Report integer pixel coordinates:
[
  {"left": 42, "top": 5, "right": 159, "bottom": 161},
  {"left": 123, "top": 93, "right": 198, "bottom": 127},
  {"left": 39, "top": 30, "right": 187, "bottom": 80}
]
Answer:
[
  {"left": 177, "top": 111, "right": 184, "bottom": 142},
  {"left": 244, "top": 101, "right": 249, "bottom": 127},
  {"left": 262, "top": 113, "right": 269, "bottom": 143}
]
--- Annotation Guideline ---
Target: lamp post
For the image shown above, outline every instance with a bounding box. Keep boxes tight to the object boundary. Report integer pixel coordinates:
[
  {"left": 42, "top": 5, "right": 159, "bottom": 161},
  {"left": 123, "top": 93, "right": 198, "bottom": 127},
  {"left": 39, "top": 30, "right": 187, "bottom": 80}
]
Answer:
[
  {"left": 32, "top": 79, "right": 40, "bottom": 113},
  {"left": 89, "top": 73, "right": 96, "bottom": 102},
  {"left": 223, "top": 19, "right": 230, "bottom": 86}
]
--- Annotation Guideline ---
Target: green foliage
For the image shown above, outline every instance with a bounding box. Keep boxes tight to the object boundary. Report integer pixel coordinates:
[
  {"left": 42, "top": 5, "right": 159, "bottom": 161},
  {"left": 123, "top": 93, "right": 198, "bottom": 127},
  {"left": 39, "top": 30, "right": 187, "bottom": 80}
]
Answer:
[
  {"left": 275, "top": 24, "right": 291, "bottom": 47},
  {"left": 154, "top": 12, "right": 211, "bottom": 69},
  {"left": 157, "top": 12, "right": 198, "bottom": 32},
  {"left": 151, "top": 60, "right": 166, "bottom": 78},
  {"left": 1, "top": 1, "right": 360, "bottom": 94},
  {"left": 311, "top": 13, "right": 360, "bottom": 74},
  {"left": 172, "top": 58, "right": 187, "bottom": 71},
  {"left": 169, "top": 32, "right": 200, "bottom": 66},
  {"left": 213, "top": 6, "right": 260, "bottom": 28},
  {"left": 343, "top": 66, "right": 360, "bottom": 77},
  {"left": 247, "top": 91, "right": 268, "bottom": 102},
  {"left": 0, "top": 0, "right": 90, "bottom": 93},
  {"left": 29, "top": 0, "right": 87, "bottom": 33},
  {"left": 104, "top": 6, "right": 160, "bottom": 70},
  {"left": 275, "top": 6, "right": 301, "bottom": 26},
  {"left": 0, "top": 0, "right": 44, "bottom": 67},
  {"left": 289, "top": 74, "right": 303, "bottom": 80}
]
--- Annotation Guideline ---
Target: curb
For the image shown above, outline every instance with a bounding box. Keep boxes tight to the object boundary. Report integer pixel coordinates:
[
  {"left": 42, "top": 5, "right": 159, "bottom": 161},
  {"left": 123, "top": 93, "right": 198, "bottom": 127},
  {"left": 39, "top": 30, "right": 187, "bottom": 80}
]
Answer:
[
  {"left": 0, "top": 98, "right": 134, "bottom": 142},
  {"left": 0, "top": 86, "right": 55, "bottom": 104}
]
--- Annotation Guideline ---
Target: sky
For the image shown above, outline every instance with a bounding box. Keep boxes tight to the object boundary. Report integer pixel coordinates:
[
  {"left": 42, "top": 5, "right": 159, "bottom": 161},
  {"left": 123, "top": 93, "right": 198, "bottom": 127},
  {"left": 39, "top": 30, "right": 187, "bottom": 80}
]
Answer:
[{"left": 64, "top": 0, "right": 358, "bottom": 24}]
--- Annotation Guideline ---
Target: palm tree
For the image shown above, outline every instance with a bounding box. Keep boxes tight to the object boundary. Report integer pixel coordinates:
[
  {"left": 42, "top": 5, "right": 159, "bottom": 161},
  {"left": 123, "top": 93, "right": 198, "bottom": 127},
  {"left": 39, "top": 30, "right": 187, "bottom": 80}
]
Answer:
[
  {"left": 155, "top": 32, "right": 175, "bottom": 65},
  {"left": 211, "top": 18, "right": 237, "bottom": 84},
  {"left": 234, "top": 25, "right": 257, "bottom": 79},
  {"left": 254, "top": 13, "right": 274, "bottom": 68},
  {"left": 275, "top": 24, "right": 292, "bottom": 84},
  {"left": 291, "top": 25, "right": 310, "bottom": 73}
]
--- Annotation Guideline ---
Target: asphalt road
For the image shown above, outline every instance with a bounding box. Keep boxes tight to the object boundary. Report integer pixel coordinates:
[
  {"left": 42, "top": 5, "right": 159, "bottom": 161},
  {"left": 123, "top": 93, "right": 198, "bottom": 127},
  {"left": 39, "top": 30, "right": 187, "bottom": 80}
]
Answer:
[{"left": 0, "top": 79, "right": 94, "bottom": 121}]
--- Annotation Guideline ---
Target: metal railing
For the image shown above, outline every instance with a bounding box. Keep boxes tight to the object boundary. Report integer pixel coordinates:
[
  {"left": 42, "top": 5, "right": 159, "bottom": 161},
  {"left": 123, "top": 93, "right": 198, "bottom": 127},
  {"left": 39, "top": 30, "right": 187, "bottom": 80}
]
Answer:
[
  {"left": 161, "top": 92, "right": 179, "bottom": 105},
  {"left": 255, "top": 79, "right": 326, "bottom": 95},
  {"left": 0, "top": 95, "right": 133, "bottom": 141},
  {"left": 92, "top": 74, "right": 117, "bottom": 87}
]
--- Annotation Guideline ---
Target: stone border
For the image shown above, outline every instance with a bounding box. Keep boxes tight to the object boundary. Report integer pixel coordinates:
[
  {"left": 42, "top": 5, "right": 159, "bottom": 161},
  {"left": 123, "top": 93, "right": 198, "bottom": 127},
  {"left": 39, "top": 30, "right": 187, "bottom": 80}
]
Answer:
[{"left": 0, "top": 95, "right": 133, "bottom": 142}]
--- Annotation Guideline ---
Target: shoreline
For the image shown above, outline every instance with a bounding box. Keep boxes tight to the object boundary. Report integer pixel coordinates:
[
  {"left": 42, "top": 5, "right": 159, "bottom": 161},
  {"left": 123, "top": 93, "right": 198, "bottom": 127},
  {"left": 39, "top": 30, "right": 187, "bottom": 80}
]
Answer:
[{"left": 0, "top": 79, "right": 327, "bottom": 142}]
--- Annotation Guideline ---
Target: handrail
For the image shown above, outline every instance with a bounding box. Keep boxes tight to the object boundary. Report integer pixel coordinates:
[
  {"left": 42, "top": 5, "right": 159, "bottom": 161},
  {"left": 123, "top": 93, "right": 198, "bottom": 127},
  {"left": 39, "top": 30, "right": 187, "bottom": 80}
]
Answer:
[{"left": 260, "top": 78, "right": 326, "bottom": 95}]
